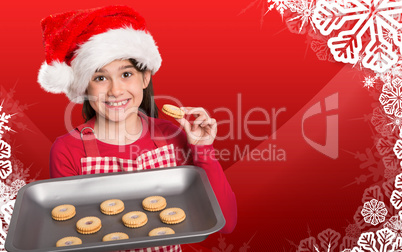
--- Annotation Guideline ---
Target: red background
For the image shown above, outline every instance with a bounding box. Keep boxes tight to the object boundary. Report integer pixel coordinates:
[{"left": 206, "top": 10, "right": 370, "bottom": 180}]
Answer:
[{"left": 0, "top": 0, "right": 378, "bottom": 251}]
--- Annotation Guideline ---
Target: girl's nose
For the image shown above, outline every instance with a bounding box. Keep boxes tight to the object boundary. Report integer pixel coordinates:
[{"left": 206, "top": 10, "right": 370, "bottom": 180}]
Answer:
[{"left": 107, "top": 79, "right": 124, "bottom": 97}]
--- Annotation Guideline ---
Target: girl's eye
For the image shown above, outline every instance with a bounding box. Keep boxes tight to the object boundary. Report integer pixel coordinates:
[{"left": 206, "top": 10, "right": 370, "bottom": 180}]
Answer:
[
  {"left": 122, "top": 72, "right": 132, "bottom": 78},
  {"left": 94, "top": 76, "right": 106, "bottom": 82}
]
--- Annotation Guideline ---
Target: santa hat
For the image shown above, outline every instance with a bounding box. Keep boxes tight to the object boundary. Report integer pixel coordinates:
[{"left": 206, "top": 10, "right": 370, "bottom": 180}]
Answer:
[{"left": 37, "top": 5, "right": 162, "bottom": 103}]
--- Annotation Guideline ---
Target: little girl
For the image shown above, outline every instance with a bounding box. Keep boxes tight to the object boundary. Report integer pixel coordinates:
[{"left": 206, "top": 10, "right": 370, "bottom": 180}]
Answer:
[{"left": 37, "top": 5, "right": 237, "bottom": 252}]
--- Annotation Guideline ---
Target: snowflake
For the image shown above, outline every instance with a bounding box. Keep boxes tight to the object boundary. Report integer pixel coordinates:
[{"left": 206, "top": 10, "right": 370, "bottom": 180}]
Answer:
[
  {"left": 373, "top": 87, "right": 402, "bottom": 137},
  {"left": 390, "top": 116, "right": 402, "bottom": 137},
  {"left": 381, "top": 145, "right": 400, "bottom": 176},
  {"left": 361, "top": 199, "right": 387, "bottom": 226},
  {"left": 311, "top": 38, "right": 336, "bottom": 62},
  {"left": 0, "top": 141, "right": 10, "bottom": 161},
  {"left": 287, "top": 0, "right": 317, "bottom": 33},
  {"left": 348, "top": 228, "right": 402, "bottom": 251},
  {"left": 393, "top": 139, "right": 402, "bottom": 159},
  {"left": 9, "top": 179, "right": 25, "bottom": 198},
  {"left": 383, "top": 214, "right": 402, "bottom": 240},
  {"left": 363, "top": 75, "right": 376, "bottom": 89},
  {"left": 383, "top": 27, "right": 395, "bottom": 44},
  {"left": 377, "top": 61, "right": 402, "bottom": 101},
  {"left": 266, "top": 0, "right": 297, "bottom": 18},
  {"left": 0, "top": 101, "right": 15, "bottom": 139},
  {"left": 353, "top": 51, "right": 367, "bottom": 70},
  {"left": 340, "top": 236, "right": 359, "bottom": 252},
  {"left": 384, "top": 165, "right": 400, "bottom": 179},
  {"left": 379, "top": 82, "right": 402, "bottom": 117},
  {"left": 371, "top": 107, "right": 395, "bottom": 137},
  {"left": 346, "top": 223, "right": 362, "bottom": 239},
  {"left": 389, "top": 58, "right": 402, "bottom": 77},
  {"left": 394, "top": 76, "right": 402, "bottom": 86},
  {"left": 10, "top": 179, "right": 25, "bottom": 191},
  {"left": 0, "top": 200, "right": 14, "bottom": 251},
  {"left": 188, "top": 233, "right": 255, "bottom": 252},
  {"left": 390, "top": 173, "right": 402, "bottom": 209},
  {"left": 376, "top": 137, "right": 399, "bottom": 172},
  {"left": 312, "top": 0, "right": 402, "bottom": 73},
  {"left": 0, "top": 200, "right": 14, "bottom": 226},
  {"left": 377, "top": 59, "right": 402, "bottom": 84},
  {"left": 0, "top": 161, "right": 12, "bottom": 180},
  {"left": 0, "top": 184, "right": 9, "bottom": 202},
  {"left": 296, "top": 228, "right": 341, "bottom": 252},
  {"left": 344, "top": 148, "right": 384, "bottom": 187}
]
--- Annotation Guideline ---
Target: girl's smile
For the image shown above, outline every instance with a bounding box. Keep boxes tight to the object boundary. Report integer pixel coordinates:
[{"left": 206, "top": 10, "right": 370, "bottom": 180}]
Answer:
[{"left": 104, "top": 98, "right": 131, "bottom": 109}]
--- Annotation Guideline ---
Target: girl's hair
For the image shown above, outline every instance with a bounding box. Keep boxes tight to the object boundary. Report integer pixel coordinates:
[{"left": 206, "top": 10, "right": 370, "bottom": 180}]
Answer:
[{"left": 82, "top": 58, "right": 158, "bottom": 122}]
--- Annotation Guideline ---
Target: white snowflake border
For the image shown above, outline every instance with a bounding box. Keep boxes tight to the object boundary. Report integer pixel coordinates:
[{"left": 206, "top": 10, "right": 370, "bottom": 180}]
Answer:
[{"left": 312, "top": 0, "right": 402, "bottom": 73}]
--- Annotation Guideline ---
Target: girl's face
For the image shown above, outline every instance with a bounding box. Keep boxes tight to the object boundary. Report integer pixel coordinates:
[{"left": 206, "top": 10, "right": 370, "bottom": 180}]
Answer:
[{"left": 87, "top": 59, "right": 150, "bottom": 122}]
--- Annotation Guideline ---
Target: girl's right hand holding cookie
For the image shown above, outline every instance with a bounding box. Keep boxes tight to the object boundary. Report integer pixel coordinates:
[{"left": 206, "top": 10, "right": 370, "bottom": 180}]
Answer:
[{"left": 175, "top": 107, "right": 217, "bottom": 146}]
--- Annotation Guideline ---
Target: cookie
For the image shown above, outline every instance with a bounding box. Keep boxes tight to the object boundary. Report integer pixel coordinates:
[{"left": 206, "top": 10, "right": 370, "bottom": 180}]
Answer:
[
  {"left": 122, "top": 211, "right": 148, "bottom": 228},
  {"left": 160, "top": 208, "right": 186, "bottom": 224},
  {"left": 162, "top": 104, "right": 184, "bottom": 119},
  {"left": 102, "top": 232, "right": 129, "bottom": 242},
  {"left": 76, "top": 216, "right": 102, "bottom": 234},
  {"left": 51, "top": 204, "right": 76, "bottom": 221},
  {"left": 100, "top": 199, "right": 125, "bottom": 215},
  {"left": 142, "top": 196, "right": 167, "bottom": 212},
  {"left": 149, "top": 227, "right": 175, "bottom": 236},
  {"left": 56, "top": 236, "right": 82, "bottom": 247}
]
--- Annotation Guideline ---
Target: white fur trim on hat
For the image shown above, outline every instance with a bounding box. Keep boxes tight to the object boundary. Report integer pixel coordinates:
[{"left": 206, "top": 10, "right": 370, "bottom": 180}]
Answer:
[
  {"left": 37, "top": 61, "right": 74, "bottom": 94},
  {"left": 68, "top": 27, "right": 162, "bottom": 103}
]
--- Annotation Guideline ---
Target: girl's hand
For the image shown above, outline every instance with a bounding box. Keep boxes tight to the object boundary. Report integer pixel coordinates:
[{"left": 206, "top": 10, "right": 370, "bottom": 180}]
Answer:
[{"left": 176, "top": 107, "right": 217, "bottom": 145}]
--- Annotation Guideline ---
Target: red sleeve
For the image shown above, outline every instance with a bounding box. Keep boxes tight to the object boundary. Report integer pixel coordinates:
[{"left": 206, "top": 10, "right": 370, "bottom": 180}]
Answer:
[{"left": 49, "top": 136, "right": 80, "bottom": 178}]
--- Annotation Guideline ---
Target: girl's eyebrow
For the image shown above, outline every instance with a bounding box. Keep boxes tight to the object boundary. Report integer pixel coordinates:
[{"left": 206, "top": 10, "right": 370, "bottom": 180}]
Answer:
[
  {"left": 95, "top": 68, "right": 106, "bottom": 73},
  {"left": 95, "top": 65, "right": 134, "bottom": 73},
  {"left": 119, "top": 65, "right": 135, "bottom": 70}
]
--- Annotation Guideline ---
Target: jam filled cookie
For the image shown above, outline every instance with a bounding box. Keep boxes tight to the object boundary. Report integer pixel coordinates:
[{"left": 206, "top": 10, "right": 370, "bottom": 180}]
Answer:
[
  {"left": 102, "top": 232, "right": 129, "bottom": 242},
  {"left": 51, "top": 204, "right": 76, "bottom": 221},
  {"left": 162, "top": 104, "right": 184, "bottom": 119},
  {"left": 56, "top": 236, "right": 82, "bottom": 247},
  {"left": 160, "top": 208, "right": 186, "bottom": 224},
  {"left": 142, "top": 196, "right": 167, "bottom": 212},
  {"left": 100, "top": 199, "right": 125, "bottom": 215},
  {"left": 149, "top": 227, "right": 175, "bottom": 236},
  {"left": 76, "top": 216, "right": 102, "bottom": 234},
  {"left": 122, "top": 211, "right": 148, "bottom": 228}
]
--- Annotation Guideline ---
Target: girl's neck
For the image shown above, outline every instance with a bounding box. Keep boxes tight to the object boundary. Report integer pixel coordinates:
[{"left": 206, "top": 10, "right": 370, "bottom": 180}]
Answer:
[{"left": 94, "top": 113, "right": 143, "bottom": 145}]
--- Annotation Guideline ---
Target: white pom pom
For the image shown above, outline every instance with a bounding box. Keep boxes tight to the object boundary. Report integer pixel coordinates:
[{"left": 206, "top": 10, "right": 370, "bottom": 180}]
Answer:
[{"left": 37, "top": 61, "right": 74, "bottom": 94}]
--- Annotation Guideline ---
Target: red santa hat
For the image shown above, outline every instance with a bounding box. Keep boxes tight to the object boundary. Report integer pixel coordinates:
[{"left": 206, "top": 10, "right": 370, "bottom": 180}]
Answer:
[{"left": 37, "top": 5, "right": 162, "bottom": 103}]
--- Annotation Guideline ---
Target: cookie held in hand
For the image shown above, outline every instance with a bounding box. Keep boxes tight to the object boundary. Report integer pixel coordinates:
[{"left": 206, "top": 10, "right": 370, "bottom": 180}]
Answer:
[{"left": 162, "top": 104, "right": 184, "bottom": 119}]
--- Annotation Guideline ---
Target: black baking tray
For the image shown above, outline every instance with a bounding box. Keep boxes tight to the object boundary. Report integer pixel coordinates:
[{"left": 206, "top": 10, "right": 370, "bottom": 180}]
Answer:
[{"left": 5, "top": 165, "right": 225, "bottom": 251}]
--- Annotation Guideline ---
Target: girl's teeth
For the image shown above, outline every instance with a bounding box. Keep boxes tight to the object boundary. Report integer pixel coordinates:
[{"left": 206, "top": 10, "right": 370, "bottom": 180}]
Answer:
[{"left": 108, "top": 100, "right": 128, "bottom": 106}]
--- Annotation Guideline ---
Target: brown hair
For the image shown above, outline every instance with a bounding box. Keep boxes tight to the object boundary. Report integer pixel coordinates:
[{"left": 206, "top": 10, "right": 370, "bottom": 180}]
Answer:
[{"left": 82, "top": 58, "right": 159, "bottom": 122}]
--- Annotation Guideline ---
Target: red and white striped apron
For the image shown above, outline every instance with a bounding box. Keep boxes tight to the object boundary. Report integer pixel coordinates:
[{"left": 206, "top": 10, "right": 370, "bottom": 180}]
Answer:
[{"left": 77, "top": 113, "right": 181, "bottom": 252}]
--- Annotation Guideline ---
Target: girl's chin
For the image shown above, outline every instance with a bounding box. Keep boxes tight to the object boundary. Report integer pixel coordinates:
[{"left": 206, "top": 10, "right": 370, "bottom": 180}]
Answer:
[{"left": 98, "top": 109, "right": 139, "bottom": 122}]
